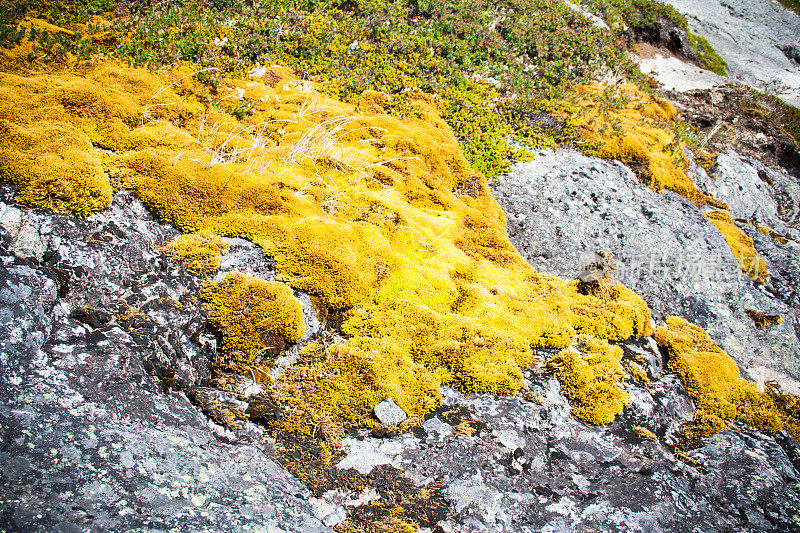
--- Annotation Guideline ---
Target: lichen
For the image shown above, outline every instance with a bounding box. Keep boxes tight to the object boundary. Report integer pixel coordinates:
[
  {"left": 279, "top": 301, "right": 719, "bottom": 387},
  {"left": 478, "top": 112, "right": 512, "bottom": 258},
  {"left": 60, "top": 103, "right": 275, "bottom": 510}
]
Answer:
[
  {"left": 163, "top": 230, "right": 228, "bottom": 273},
  {"left": 201, "top": 272, "right": 305, "bottom": 376},
  {"left": 656, "top": 317, "right": 783, "bottom": 438},
  {"left": 546, "top": 335, "right": 630, "bottom": 425},
  {"left": 702, "top": 210, "right": 768, "bottom": 283}
]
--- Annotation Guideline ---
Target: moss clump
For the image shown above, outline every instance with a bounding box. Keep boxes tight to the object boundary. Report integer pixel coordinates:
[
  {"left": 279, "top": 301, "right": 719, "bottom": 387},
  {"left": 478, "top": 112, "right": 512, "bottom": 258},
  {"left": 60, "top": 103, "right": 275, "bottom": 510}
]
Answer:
[
  {"left": 194, "top": 387, "right": 247, "bottom": 431},
  {"left": 163, "top": 230, "right": 228, "bottom": 273},
  {"left": 765, "top": 381, "right": 800, "bottom": 445},
  {"left": 745, "top": 308, "right": 784, "bottom": 328},
  {"left": 656, "top": 317, "right": 783, "bottom": 438},
  {"left": 546, "top": 335, "right": 630, "bottom": 425},
  {"left": 632, "top": 425, "right": 657, "bottom": 440},
  {"left": 343, "top": 298, "right": 534, "bottom": 400},
  {"left": 0, "top": 117, "right": 111, "bottom": 216},
  {"left": 688, "top": 33, "right": 727, "bottom": 77},
  {"left": 201, "top": 273, "right": 305, "bottom": 376},
  {"left": 269, "top": 340, "right": 440, "bottom": 437},
  {"left": 623, "top": 359, "right": 650, "bottom": 385},
  {"left": 703, "top": 210, "right": 768, "bottom": 283},
  {"left": 567, "top": 83, "right": 721, "bottom": 205}
]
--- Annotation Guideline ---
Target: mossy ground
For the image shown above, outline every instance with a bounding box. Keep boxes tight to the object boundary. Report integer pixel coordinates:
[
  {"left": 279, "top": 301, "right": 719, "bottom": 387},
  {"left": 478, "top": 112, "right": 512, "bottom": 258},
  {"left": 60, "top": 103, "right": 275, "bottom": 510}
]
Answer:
[{"left": 3, "top": 8, "right": 799, "bottom": 531}]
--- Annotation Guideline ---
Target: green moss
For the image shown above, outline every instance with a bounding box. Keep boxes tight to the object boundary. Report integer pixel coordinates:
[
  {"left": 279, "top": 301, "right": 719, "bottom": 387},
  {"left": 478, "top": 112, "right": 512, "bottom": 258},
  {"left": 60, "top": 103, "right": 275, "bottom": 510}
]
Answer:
[
  {"left": 581, "top": 0, "right": 688, "bottom": 32},
  {"left": 201, "top": 272, "right": 305, "bottom": 376},
  {"left": 546, "top": 335, "right": 630, "bottom": 425},
  {"left": 163, "top": 230, "right": 229, "bottom": 273},
  {"left": 656, "top": 317, "right": 783, "bottom": 438},
  {"left": 688, "top": 33, "right": 727, "bottom": 77},
  {"left": 776, "top": 0, "right": 800, "bottom": 17}
]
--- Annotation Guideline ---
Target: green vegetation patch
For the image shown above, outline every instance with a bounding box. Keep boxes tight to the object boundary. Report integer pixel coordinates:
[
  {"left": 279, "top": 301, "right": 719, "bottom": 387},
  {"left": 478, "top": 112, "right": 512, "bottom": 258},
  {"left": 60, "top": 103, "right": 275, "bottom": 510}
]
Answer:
[{"left": 0, "top": 0, "right": 643, "bottom": 178}]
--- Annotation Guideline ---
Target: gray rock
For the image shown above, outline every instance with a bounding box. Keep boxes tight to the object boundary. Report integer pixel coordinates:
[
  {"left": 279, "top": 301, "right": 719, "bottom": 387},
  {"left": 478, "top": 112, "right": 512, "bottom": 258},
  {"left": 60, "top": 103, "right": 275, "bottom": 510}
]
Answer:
[
  {"left": 356, "top": 376, "right": 800, "bottom": 533},
  {"left": 741, "top": 221, "right": 800, "bottom": 310},
  {"left": 694, "top": 151, "right": 789, "bottom": 232},
  {"left": 0, "top": 203, "right": 45, "bottom": 261},
  {"left": 491, "top": 148, "right": 800, "bottom": 391},
  {"left": 0, "top": 189, "right": 330, "bottom": 532},
  {"left": 373, "top": 397, "right": 408, "bottom": 427},
  {"left": 664, "top": 0, "right": 800, "bottom": 107}
]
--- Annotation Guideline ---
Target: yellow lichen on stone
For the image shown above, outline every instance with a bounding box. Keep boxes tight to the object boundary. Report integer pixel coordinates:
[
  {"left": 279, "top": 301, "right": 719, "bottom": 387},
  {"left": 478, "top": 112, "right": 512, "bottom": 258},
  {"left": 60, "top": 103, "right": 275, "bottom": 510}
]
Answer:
[
  {"left": 656, "top": 317, "right": 782, "bottom": 437},
  {"left": 201, "top": 273, "right": 305, "bottom": 376},
  {"left": 164, "top": 230, "right": 229, "bottom": 273},
  {"left": 546, "top": 335, "right": 630, "bottom": 425},
  {"left": 566, "top": 83, "right": 718, "bottom": 206},
  {"left": 703, "top": 210, "right": 768, "bottom": 283}
]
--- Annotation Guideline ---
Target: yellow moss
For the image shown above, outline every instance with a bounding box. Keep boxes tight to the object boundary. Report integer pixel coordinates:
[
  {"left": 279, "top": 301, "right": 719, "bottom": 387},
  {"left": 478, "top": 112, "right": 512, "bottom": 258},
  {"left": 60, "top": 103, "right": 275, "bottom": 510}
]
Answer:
[
  {"left": 632, "top": 425, "right": 658, "bottom": 440},
  {"left": 546, "top": 335, "right": 630, "bottom": 425},
  {"left": 756, "top": 223, "right": 789, "bottom": 244},
  {"left": 163, "top": 230, "right": 229, "bottom": 273},
  {"left": 624, "top": 359, "right": 650, "bottom": 385},
  {"left": 566, "top": 83, "right": 719, "bottom": 206},
  {"left": 201, "top": 273, "right": 305, "bottom": 376},
  {"left": 703, "top": 210, "right": 768, "bottom": 283},
  {"left": 270, "top": 341, "right": 437, "bottom": 434},
  {"left": 656, "top": 317, "right": 783, "bottom": 438},
  {"left": 0, "top": 117, "right": 111, "bottom": 216},
  {"left": 1, "top": 48, "right": 654, "bottom": 422}
]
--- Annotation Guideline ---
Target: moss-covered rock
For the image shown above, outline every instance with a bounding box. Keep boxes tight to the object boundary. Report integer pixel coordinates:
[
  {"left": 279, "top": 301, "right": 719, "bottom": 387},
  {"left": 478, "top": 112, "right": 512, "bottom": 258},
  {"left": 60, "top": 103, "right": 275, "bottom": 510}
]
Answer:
[
  {"left": 703, "top": 210, "right": 768, "bottom": 283},
  {"left": 656, "top": 316, "right": 783, "bottom": 438}
]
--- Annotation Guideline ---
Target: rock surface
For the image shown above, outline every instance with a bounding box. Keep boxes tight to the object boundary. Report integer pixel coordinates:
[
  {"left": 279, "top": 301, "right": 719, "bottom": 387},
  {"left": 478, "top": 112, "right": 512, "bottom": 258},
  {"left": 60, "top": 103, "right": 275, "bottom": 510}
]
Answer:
[
  {"left": 334, "top": 367, "right": 800, "bottom": 532},
  {"left": 638, "top": 53, "right": 726, "bottom": 92},
  {"left": 491, "top": 149, "right": 800, "bottom": 391},
  {"left": 664, "top": 0, "right": 800, "bottom": 106},
  {"left": 0, "top": 188, "right": 328, "bottom": 532}
]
